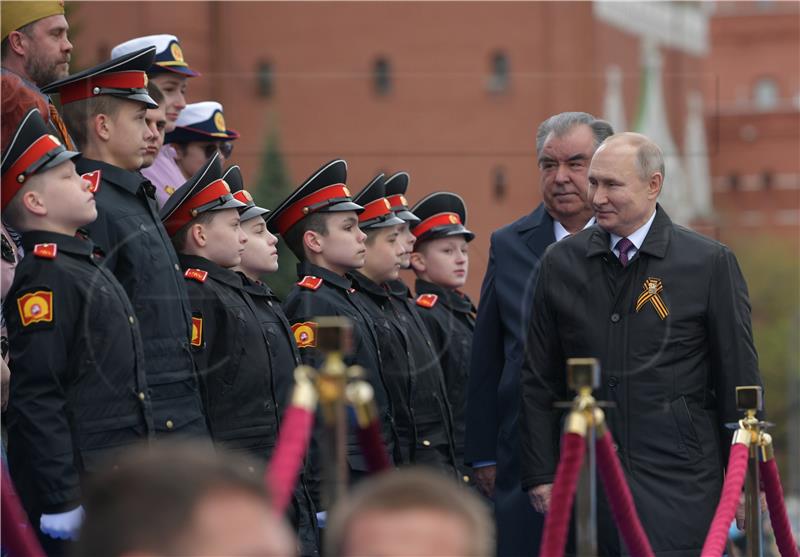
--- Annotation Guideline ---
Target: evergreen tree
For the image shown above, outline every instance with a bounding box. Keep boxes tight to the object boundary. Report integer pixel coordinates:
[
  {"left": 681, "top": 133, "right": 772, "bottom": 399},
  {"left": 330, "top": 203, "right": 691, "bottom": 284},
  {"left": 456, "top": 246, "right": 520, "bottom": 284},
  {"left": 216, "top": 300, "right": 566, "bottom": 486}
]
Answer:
[{"left": 252, "top": 119, "right": 298, "bottom": 299}]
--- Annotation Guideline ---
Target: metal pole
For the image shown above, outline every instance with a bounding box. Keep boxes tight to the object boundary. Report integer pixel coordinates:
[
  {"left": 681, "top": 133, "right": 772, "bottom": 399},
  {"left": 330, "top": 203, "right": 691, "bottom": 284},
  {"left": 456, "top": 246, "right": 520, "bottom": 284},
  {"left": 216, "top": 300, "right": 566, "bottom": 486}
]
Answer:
[
  {"left": 576, "top": 423, "right": 598, "bottom": 556},
  {"left": 744, "top": 441, "right": 762, "bottom": 557}
]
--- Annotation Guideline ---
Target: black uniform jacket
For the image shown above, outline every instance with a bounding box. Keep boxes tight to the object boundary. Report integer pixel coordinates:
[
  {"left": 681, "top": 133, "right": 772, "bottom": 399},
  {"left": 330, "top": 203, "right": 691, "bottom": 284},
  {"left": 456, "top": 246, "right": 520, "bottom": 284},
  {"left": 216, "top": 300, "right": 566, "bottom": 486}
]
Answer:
[
  {"left": 283, "top": 262, "right": 396, "bottom": 472},
  {"left": 4, "top": 231, "right": 153, "bottom": 516},
  {"left": 385, "top": 279, "right": 458, "bottom": 474},
  {"left": 350, "top": 272, "right": 417, "bottom": 464},
  {"left": 76, "top": 159, "right": 207, "bottom": 437},
  {"left": 238, "top": 273, "right": 320, "bottom": 557},
  {"left": 520, "top": 206, "right": 763, "bottom": 556},
  {"left": 414, "top": 279, "right": 475, "bottom": 471},
  {"left": 180, "top": 255, "right": 281, "bottom": 458}
]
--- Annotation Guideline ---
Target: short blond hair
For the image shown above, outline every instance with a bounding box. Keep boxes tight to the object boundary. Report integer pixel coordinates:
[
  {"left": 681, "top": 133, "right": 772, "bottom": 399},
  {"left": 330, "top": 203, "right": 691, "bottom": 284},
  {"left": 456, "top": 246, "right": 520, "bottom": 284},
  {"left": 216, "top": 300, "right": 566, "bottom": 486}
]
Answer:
[{"left": 325, "top": 468, "right": 495, "bottom": 557}]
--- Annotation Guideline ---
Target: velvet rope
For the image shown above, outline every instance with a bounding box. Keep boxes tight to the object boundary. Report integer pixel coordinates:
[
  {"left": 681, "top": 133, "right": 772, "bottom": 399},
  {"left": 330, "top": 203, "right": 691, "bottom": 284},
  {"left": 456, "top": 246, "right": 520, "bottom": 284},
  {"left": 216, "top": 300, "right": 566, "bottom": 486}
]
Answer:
[
  {"left": 701, "top": 442, "right": 751, "bottom": 556},
  {"left": 539, "top": 431, "right": 586, "bottom": 557},
  {"left": 595, "top": 431, "right": 655, "bottom": 557},
  {"left": 760, "top": 458, "right": 800, "bottom": 557},
  {"left": 356, "top": 419, "right": 391, "bottom": 472},
  {"left": 265, "top": 405, "right": 316, "bottom": 514},
  {"left": 1, "top": 464, "right": 46, "bottom": 557}
]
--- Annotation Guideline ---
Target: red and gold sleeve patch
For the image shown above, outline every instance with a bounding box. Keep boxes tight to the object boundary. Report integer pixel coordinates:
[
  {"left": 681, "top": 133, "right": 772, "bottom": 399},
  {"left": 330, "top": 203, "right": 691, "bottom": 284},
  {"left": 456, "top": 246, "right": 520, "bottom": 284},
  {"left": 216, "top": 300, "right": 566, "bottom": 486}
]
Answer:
[
  {"left": 184, "top": 268, "right": 209, "bottom": 283},
  {"left": 17, "top": 288, "right": 54, "bottom": 329},
  {"left": 191, "top": 314, "right": 203, "bottom": 347},
  {"left": 291, "top": 321, "right": 318, "bottom": 348}
]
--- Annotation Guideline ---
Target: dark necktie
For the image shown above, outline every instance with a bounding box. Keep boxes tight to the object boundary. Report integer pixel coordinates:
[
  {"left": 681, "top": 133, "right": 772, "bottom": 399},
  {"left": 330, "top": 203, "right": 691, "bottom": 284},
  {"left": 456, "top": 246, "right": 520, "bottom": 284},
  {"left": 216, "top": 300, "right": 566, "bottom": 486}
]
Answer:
[{"left": 615, "top": 237, "right": 634, "bottom": 267}]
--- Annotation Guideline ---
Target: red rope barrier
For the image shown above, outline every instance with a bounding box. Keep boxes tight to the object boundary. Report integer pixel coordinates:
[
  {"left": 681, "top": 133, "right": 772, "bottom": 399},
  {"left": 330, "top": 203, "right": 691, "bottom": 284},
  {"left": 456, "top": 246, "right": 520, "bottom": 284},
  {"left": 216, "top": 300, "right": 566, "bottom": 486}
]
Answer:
[
  {"left": 1, "top": 464, "right": 46, "bottom": 557},
  {"left": 266, "top": 405, "right": 316, "bottom": 514},
  {"left": 760, "top": 458, "right": 800, "bottom": 557},
  {"left": 701, "top": 442, "right": 750, "bottom": 557},
  {"left": 356, "top": 419, "right": 391, "bottom": 472},
  {"left": 595, "top": 432, "right": 655, "bottom": 557},
  {"left": 539, "top": 432, "right": 586, "bottom": 557}
]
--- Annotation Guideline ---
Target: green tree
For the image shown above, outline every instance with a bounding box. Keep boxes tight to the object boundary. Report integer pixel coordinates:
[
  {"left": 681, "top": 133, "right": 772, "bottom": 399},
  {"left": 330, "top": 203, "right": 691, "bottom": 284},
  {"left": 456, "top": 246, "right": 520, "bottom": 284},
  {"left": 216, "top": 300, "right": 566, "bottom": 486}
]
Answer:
[
  {"left": 251, "top": 118, "right": 298, "bottom": 299},
  {"left": 731, "top": 234, "right": 800, "bottom": 493}
]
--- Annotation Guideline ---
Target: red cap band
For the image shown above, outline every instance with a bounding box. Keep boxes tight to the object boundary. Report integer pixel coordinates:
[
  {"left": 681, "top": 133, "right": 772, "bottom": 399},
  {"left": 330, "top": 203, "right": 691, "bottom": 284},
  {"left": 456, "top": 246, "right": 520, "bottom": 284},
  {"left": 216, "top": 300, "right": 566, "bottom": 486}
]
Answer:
[
  {"left": 2, "top": 134, "right": 63, "bottom": 210},
  {"left": 59, "top": 71, "right": 148, "bottom": 105},
  {"left": 273, "top": 183, "right": 352, "bottom": 236},
  {"left": 358, "top": 197, "right": 393, "bottom": 224},
  {"left": 387, "top": 194, "right": 409, "bottom": 210},
  {"left": 164, "top": 179, "right": 232, "bottom": 236},
  {"left": 412, "top": 212, "right": 462, "bottom": 238}
]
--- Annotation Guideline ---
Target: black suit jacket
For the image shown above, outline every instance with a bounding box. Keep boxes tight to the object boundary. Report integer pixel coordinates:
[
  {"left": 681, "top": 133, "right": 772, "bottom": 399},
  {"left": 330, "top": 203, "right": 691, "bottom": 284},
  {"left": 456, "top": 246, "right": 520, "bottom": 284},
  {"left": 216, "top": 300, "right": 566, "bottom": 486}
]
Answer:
[
  {"left": 520, "top": 205, "right": 762, "bottom": 555},
  {"left": 464, "top": 203, "right": 552, "bottom": 556}
]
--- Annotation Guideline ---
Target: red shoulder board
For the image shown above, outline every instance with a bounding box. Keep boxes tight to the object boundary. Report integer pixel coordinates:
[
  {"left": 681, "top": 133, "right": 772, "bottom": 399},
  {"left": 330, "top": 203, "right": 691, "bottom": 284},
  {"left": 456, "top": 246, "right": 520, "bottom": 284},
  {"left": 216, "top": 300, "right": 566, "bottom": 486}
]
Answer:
[
  {"left": 81, "top": 170, "right": 101, "bottom": 193},
  {"left": 184, "top": 268, "right": 208, "bottom": 283},
  {"left": 297, "top": 275, "right": 323, "bottom": 291},
  {"left": 33, "top": 243, "right": 57, "bottom": 259},
  {"left": 416, "top": 293, "right": 438, "bottom": 308}
]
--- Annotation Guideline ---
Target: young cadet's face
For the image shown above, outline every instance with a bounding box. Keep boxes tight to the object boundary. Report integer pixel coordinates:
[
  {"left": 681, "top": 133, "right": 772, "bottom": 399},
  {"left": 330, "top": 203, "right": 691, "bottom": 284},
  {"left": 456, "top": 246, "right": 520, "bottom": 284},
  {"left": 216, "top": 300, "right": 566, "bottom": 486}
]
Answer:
[
  {"left": 106, "top": 101, "right": 153, "bottom": 171},
  {"left": 363, "top": 225, "right": 405, "bottom": 284},
  {"left": 239, "top": 217, "right": 279, "bottom": 275},
  {"left": 397, "top": 222, "right": 416, "bottom": 269},
  {"left": 141, "top": 104, "right": 167, "bottom": 168},
  {"left": 413, "top": 236, "right": 469, "bottom": 289},
  {"left": 317, "top": 212, "right": 367, "bottom": 272},
  {"left": 201, "top": 209, "right": 247, "bottom": 268},
  {"left": 33, "top": 159, "right": 96, "bottom": 232},
  {"left": 149, "top": 74, "right": 187, "bottom": 132}
]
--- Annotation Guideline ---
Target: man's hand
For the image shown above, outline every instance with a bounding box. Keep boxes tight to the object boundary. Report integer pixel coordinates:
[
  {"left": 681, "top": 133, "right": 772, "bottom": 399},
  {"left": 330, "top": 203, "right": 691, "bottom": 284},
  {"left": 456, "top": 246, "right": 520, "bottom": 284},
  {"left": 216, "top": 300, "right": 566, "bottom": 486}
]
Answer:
[
  {"left": 473, "top": 465, "right": 497, "bottom": 498},
  {"left": 735, "top": 491, "right": 767, "bottom": 530},
  {"left": 528, "top": 483, "right": 553, "bottom": 514}
]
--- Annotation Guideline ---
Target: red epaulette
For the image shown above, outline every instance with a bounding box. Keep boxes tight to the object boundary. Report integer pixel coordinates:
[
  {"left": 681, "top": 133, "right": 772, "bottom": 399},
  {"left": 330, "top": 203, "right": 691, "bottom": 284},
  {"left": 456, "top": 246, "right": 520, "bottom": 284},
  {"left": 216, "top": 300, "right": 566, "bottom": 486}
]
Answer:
[
  {"left": 81, "top": 170, "right": 101, "bottom": 193},
  {"left": 184, "top": 268, "right": 208, "bottom": 283},
  {"left": 416, "top": 293, "right": 438, "bottom": 308},
  {"left": 32, "top": 243, "right": 57, "bottom": 259},
  {"left": 297, "top": 275, "right": 323, "bottom": 291}
]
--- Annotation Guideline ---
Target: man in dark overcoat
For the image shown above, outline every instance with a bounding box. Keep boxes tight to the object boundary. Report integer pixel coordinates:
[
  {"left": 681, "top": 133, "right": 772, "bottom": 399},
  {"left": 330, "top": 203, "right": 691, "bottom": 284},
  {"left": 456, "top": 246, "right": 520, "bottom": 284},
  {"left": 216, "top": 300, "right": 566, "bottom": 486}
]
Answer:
[
  {"left": 464, "top": 112, "right": 613, "bottom": 556},
  {"left": 520, "top": 132, "right": 763, "bottom": 556}
]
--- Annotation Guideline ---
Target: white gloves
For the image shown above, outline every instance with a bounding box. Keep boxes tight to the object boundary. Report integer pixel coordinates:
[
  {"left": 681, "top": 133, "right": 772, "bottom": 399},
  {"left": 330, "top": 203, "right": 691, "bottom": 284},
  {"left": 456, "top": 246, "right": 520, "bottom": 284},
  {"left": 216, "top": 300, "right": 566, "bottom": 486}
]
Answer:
[{"left": 40, "top": 505, "right": 85, "bottom": 540}]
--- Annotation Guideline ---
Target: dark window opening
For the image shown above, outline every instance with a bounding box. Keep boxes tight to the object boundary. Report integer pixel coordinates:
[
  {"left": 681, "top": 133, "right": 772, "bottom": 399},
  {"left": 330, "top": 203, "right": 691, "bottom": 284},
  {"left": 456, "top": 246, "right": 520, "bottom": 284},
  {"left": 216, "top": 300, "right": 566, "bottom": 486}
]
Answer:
[
  {"left": 373, "top": 57, "right": 392, "bottom": 96},
  {"left": 257, "top": 61, "right": 274, "bottom": 98}
]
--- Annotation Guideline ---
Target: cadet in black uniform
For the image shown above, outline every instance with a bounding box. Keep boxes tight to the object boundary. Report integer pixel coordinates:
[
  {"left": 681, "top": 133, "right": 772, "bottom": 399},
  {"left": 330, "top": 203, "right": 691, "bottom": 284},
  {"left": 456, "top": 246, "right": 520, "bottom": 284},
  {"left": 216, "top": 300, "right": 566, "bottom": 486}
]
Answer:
[
  {"left": 409, "top": 192, "right": 476, "bottom": 483},
  {"left": 351, "top": 175, "right": 456, "bottom": 474},
  {"left": 225, "top": 165, "right": 320, "bottom": 556},
  {"left": 1, "top": 108, "right": 153, "bottom": 551},
  {"left": 383, "top": 171, "right": 420, "bottom": 299},
  {"left": 346, "top": 175, "right": 414, "bottom": 462},
  {"left": 268, "top": 160, "right": 398, "bottom": 502},
  {"left": 43, "top": 47, "right": 209, "bottom": 438}
]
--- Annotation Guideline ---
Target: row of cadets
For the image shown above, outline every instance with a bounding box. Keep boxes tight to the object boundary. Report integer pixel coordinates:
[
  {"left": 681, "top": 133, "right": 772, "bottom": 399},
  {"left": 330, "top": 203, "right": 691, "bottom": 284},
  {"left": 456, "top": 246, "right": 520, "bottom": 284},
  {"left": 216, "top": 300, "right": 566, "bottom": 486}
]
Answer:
[
  {"left": 158, "top": 155, "right": 319, "bottom": 556},
  {"left": 1, "top": 107, "right": 153, "bottom": 552},
  {"left": 408, "top": 192, "right": 477, "bottom": 484},
  {"left": 112, "top": 34, "right": 200, "bottom": 206},
  {"left": 268, "top": 160, "right": 399, "bottom": 508},
  {"left": 41, "top": 47, "right": 210, "bottom": 439},
  {"left": 349, "top": 175, "right": 458, "bottom": 474}
]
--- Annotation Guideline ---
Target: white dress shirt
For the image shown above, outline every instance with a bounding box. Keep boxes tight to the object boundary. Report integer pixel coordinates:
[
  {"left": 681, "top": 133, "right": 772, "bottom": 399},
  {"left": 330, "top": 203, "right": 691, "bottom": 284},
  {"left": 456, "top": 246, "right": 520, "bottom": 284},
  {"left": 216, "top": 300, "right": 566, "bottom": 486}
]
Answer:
[{"left": 553, "top": 216, "right": 596, "bottom": 242}]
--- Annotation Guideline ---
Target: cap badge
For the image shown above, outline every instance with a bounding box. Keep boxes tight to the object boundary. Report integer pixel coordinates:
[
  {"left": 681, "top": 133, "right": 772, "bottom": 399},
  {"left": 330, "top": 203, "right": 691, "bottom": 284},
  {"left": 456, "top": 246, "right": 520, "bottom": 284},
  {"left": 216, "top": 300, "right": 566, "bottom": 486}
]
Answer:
[
  {"left": 170, "top": 42, "right": 185, "bottom": 63},
  {"left": 214, "top": 111, "right": 226, "bottom": 132}
]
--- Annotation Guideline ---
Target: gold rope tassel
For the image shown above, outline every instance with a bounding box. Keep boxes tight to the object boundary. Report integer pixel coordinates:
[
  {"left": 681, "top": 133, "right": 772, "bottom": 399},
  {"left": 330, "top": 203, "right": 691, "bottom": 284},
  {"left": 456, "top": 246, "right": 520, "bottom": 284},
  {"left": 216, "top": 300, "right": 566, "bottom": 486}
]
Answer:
[{"left": 635, "top": 278, "right": 669, "bottom": 320}]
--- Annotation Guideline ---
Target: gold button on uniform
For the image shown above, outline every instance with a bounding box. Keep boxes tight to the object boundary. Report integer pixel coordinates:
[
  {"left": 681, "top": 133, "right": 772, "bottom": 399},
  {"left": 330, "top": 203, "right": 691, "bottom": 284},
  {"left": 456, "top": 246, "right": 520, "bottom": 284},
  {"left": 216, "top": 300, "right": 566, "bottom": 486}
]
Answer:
[
  {"left": 166, "top": 420, "right": 174, "bottom": 429},
  {"left": 138, "top": 392, "right": 145, "bottom": 401},
  {"left": 422, "top": 439, "right": 431, "bottom": 447},
  {"left": 128, "top": 315, "right": 135, "bottom": 324},
  {"left": 462, "top": 475, "right": 470, "bottom": 483}
]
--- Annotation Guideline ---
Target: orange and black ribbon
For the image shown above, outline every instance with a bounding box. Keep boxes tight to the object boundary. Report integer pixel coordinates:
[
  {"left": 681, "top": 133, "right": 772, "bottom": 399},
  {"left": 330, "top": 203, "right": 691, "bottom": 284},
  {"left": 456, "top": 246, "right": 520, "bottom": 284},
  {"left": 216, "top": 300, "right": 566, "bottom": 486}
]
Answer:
[{"left": 635, "top": 278, "right": 669, "bottom": 320}]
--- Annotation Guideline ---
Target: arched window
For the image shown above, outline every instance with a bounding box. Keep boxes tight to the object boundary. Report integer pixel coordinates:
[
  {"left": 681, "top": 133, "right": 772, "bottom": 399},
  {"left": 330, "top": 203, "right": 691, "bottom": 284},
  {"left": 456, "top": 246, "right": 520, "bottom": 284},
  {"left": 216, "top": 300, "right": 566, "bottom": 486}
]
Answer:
[
  {"left": 753, "top": 77, "right": 778, "bottom": 110},
  {"left": 256, "top": 61, "right": 274, "bottom": 98},
  {"left": 373, "top": 57, "right": 392, "bottom": 96},
  {"left": 493, "top": 166, "right": 507, "bottom": 200},
  {"left": 488, "top": 51, "right": 510, "bottom": 93}
]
